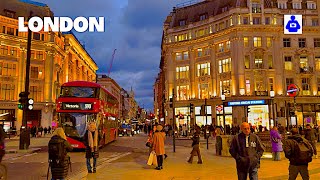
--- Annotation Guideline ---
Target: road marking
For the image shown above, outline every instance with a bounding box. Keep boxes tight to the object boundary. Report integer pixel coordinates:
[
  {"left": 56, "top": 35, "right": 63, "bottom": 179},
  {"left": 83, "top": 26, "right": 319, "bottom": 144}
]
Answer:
[{"left": 67, "top": 152, "right": 131, "bottom": 180}]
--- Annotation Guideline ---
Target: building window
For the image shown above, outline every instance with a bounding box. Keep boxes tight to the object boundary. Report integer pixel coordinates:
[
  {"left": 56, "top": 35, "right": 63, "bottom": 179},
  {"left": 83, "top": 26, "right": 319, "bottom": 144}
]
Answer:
[
  {"left": 0, "top": 62, "right": 16, "bottom": 76},
  {"left": 315, "top": 56, "right": 320, "bottom": 70},
  {"left": 0, "top": 46, "right": 8, "bottom": 55},
  {"left": 7, "top": 27, "right": 15, "bottom": 36},
  {"left": 255, "top": 78, "right": 264, "bottom": 91},
  {"left": 267, "top": 37, "right": 272, "bottom": 47},
  {"left": 197, "top": 48, "right": 203, "bottom": 57},
  {"left": 314, "top": 38, "right": 320, "bottom": 47},
  {"left": 246, "top": 79, "right": 251, "bottom": 94},
  {"left": 176, "top": 66, "right": 189, "bottom": 79},
  {"left": 204, "top": 47, "right": 210, "bottom": 56},
  {"left": 269, "top": 78, "right": 274, "bottom": 91},
  {"left": 307, "top": 2, "right": 317, "bottom": 9},
  {"left": 175, "top": 52, "right": 182, "bottom": 60},
  {"left": 177, "top": 33, "right": 188, "bottom": 41},
  {"left": 30, "top": 86, "right": 42, "bottom": 102},
  {"left": 177, "top": 85, "right": 189, "bottom": 101},
  {"left": 253, "top": 37, "right": 262, "bottom": 47},
  {"left": 253, "top": 17, "right": 261, "bottom": 24},
  {"left": 244, "top": 37, "right": 249, "bottom": 47},
  {"left": 268, "top": 55, "right": 273, "bottom": 69},
  {"left": 36, "top": 51, "right": 44, "bottom": 60},
  {"left": 33, "top": 33, "right": 40, "bottom": 40},
  {"left": 198, "top": 83, "right": 209, "bottom": 99},
  {"left": 318, "top": 78, "right": 320, "bottom": 95},
  {"left": 302, "top": 78, "right": 311, "bottom": 95},
  {"left": 4, "top": 10, "right": 15, "bottom": 18},
  {"left": 179, "top": 20, "right": 186, "bottom": 26},
  {"left": 220, "top": 80, "right": 231, "bottom": 96},
  {"left": 219, "top": 58, "right": 231, "bottom": 73},
  {"left": 10, "top": 47, "right": 17, "bottom": 57},
  {"left": 283, "top": 38, "right": 291, "bottom": 47},
  {"left": 300, "top": 56, "right": 308, "bottom": 68},
  {"left": 226, "top": 41, "right": 231, "bottom": 50},
  {"left": 230, "top": 16, "right": 233, "bottom": 26},
  {"left": 199, "top": 14, "right": 207, "bottom": 21},
  {"left": 218, "top": 43, "right": 224, "bottom": 52},
  {"left": 197, "top": 63, "right": 210, "bottom": 76},
  {"left": 298, "top": 38, "right": 306, "bottom": 48},
  {"left": 252, "top": 2, "right": 261, "bottom": 13},
  {"left": 0, "top": 84, "right": 15, "bottom": 100},
  {"left": 30, "top": 66, "right": 39, "bottom": 79},
  {"left": 245, "top": 55, "right": 250, "bottom": 69},
  {"left": 293, "top": 2, "right": 301, "bottom": 9},
  {"left": 286, "top": 78, "right": 294, "bottom": 89},
  {"left": 284, "top": 56, "right": 292, "bottom": 70},
  {"left": 183, "top": 51, "right": 189, "bottom": 60},
  {"left": 278, "top": 2, "right": 287, "bottom": 9},
  {"left": 312, "top": 19, "right": 319, "bottom": 26},
  {"left": 243, "top": 17, "right": 249, "bottom": 24},
  {"left": 254, "top": 55, "right": 263, "bottom": 69},
  {"left": 265, "top": 17, "right": 270, "bottom": 25}
]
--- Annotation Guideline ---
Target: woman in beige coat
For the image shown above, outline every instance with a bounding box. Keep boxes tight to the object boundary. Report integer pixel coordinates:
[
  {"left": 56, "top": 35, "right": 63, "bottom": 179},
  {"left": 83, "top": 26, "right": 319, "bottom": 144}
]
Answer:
[{"left": 152, "top": 125, "right": 166, "bottom": 170}]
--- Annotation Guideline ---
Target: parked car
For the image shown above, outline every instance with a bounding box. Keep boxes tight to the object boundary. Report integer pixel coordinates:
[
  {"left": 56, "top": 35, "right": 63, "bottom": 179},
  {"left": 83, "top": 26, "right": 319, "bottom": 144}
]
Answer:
[{"left": 118, "top": 124, "right": 132, "bottom": 136}]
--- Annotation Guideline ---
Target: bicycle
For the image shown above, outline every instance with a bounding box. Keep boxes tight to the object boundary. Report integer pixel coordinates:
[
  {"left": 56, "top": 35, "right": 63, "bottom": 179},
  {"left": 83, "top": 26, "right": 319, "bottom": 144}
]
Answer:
[{"left": 0, "top": 163, "right": 7, "bottom": 180}]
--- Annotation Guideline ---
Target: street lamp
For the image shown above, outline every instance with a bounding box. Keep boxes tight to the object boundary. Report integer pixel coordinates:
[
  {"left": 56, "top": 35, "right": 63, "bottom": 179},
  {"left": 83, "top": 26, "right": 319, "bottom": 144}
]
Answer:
[
  {"left": 270, "top": 90, "right": 275, "bottom": 128},
  {"left": 221, "top": 94, "right": 226, "bottom": 135}
]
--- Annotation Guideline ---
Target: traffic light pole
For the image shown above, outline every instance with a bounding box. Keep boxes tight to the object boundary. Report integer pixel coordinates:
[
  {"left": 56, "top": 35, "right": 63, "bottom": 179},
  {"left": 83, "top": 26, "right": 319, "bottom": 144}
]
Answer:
[
  {"left": 205, "top": 98, "right": 208, "bottom": 150},
  {"left": 172, "top": 89, "right": 176, "bottom": 152},
  {"left": 19, "top": 11, "right": 32, "bottom": 150}
]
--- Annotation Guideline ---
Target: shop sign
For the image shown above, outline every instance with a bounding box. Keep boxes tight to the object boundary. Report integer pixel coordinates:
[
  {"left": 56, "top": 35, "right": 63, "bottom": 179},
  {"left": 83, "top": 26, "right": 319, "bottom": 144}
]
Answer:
[
  {"left": 216, "top": 105, "right": 223, "bottom": 112},
  {"left": 287, "top": 84, "right": 299, "bottom": 97},
  {"left": 228, "top": 100, "right": 265, "bottom": 106}
]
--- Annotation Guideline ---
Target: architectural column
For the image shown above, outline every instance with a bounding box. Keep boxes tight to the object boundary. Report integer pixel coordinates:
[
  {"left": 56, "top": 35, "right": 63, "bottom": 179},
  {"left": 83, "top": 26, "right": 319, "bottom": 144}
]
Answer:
[
  {"left": 273, "top": 36, "right": 283, "bottom": 95},
  {"left": 209, "top": 42, "right": 217, "bottom": 97},
  {"left": 189, "top": 47, "right": 195, "bottom": 98},
  {"left": 231, "top": 36, "right": 242, "bottom": 96}
]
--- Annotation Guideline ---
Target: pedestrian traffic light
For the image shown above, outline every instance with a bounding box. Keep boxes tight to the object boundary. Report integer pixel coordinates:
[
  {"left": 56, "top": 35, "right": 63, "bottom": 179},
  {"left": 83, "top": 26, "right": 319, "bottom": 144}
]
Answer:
[
  {"left": 18, "top": 92, "right": 29, "bottom": 110},
  {"left": 169, "top": 97, "right": 173, "bottom": 108},
  {"left": 190, "top": 103, "right": 194, "bottom": 113},
  {"left": 27, "top": 98, "right": 34, "bottom": 110}
]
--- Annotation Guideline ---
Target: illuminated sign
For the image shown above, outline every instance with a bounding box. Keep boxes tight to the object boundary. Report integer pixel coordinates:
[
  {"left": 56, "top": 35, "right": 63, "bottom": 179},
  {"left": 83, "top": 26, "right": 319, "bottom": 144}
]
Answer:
[
  {"left": 227, "top": 100, "right": 266, "bottom": 106},
  {"left": 62, "top": 103, "right": 93, "bottom": 110},
  {"left": 18, "top": 17, "right": 105, "bottom": 32},
  {"left": 284, "top": 15, "right": 302, "bottom": 34}
]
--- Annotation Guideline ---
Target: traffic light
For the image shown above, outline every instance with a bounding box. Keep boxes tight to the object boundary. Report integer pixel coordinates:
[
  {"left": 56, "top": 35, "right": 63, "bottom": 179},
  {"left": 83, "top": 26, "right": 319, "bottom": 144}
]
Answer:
[
  {"left": 169, "top": 97, "right": 173, "bottom": 108},
  {"left": 190, "top": 103, "right": 194, "bottom": 113},
  {"left": 27, "top": 98, "right": 34, "bottom": 110},
  {"left": 18, "top": 92, "right": 29, "bottom": 110}
]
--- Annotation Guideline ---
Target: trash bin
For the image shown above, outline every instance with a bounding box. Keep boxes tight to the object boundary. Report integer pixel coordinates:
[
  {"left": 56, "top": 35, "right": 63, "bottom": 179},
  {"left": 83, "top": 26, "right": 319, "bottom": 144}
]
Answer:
[
  {"left": 220, "top": 135, "right": 232, "bottom": 156},
  {"left": 216, "top": 135, "right": 222, "bottom": 155}
]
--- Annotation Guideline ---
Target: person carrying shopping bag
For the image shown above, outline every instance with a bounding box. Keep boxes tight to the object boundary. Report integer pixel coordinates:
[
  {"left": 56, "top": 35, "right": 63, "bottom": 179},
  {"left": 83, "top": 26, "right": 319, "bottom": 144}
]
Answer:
[{"left": 152, "top": 125, "right": 166, "bottom": 170}]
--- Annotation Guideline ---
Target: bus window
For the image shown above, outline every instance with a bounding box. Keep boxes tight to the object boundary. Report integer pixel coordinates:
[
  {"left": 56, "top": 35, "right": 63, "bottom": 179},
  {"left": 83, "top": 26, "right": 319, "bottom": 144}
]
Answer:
[{"left": 60, "top": 86, "right": 97, "bottom": 98}]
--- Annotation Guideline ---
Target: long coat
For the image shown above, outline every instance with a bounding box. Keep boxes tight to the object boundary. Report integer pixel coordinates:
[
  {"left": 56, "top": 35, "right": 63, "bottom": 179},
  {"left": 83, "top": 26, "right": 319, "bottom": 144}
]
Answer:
[
  {"left": 152, "top": 131, "right": 165, "bottom": 155},
  {"left": 49, "top": 135, "right": 73, "bottom": 179},
  {"left": 84, "top": 130, "right": 99, "bottom": 159},
  {"left": 270, "top": 129, "right": 283, "bottom": 152}
]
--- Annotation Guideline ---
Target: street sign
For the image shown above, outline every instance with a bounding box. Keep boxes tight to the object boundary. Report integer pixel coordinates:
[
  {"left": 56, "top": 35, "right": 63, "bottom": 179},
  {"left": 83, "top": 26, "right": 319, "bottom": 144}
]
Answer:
[
  {"left": 216, "top": 105, "right": 223, "bottom": 112},
  {"left": 287, "top": 84, "right": 299, "bottom": 97}
]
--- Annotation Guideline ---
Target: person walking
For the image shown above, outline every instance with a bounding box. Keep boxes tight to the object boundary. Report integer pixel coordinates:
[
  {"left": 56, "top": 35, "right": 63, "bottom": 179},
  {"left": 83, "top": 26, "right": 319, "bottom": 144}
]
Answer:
[
  {"left": 152, "top": 125, "right": 166, "bottom": 170},
  {"left": 304, "top": 124, "right": 318, "bottom": 159},
  {"left": 84, "top": 122, "right": 100, "bottom": 173},
  {"left": 0, "top": 125, "right": 6, "bottom": 163},
  {"left": 48, "top": 127, "right": 73, "bottom": 180},
  {"left": 187, "top": 128, "right": 202, "bottom": 164},
  {"left": 282, "top": 128, "right": 314, "bottom": 180},
  {"left": 229, "top": 122, "right": 265, "bottom": 180},
  {"left": 270, "top": 126, "right": 283, "bottom": 161}
]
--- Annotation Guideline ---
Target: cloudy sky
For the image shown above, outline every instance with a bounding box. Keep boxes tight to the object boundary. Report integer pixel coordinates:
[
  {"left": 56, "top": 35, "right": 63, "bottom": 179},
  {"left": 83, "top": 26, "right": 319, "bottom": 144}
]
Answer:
[{"left": 36, "top": 0, "right": 186, "bottom": 110}]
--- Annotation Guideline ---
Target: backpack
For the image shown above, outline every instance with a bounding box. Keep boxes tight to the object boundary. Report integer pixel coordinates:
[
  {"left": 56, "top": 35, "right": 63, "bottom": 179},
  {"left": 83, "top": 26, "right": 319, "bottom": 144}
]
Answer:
[
  {"left": 293, "top": 139, "right": 313, "bottom": 164},
  {"left": 48, "top": 137, "right": 66, "bottom": 167}
]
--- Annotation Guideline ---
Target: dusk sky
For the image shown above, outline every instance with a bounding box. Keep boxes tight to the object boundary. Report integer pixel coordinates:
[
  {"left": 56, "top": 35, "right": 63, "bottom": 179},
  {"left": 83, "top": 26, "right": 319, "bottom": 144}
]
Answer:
[{"left": 36, "top": 0, "right": 187, "bottom": 111}]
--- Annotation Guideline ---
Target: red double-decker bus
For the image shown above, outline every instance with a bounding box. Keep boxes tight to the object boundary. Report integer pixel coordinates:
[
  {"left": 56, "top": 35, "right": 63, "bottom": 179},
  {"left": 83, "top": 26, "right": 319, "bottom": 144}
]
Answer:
[{"left": 56, "top": 81, "right": 119, "bottom": 149}]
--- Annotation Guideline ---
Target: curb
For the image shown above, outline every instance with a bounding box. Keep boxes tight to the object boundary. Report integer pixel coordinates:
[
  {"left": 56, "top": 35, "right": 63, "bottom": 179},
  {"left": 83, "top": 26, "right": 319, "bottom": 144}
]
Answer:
[{"left": 5, "top": 147, "right": 42, "bottom": 154}]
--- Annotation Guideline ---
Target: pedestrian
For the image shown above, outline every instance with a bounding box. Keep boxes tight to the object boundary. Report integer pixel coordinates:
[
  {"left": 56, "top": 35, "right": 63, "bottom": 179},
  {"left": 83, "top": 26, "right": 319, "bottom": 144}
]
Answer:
[
  {"left": 0, "top": 125, "right": 6, "bottom": 163},
  {"left": 270, "top": 126, "right": 283, "bottom": 161},
  {"left": 48, "top": 127, "right": 73, "bottom": 180},
  {"left": 282, "top": 128, "right": 314, "bottom": 180},
  {"left": 304, "top": 124, "right": 318, "bottom": 159},
  {"left": 48, "top": 126, "right": 52, "bottom": 134},
  {"left": 44, "top": 127, "right": 48, "bottom": 136},
  {"left": 152, "top": 125, "right": 166, "bottom": 170},
  {"left": 84, "top": 122, "right": 100, "bottom": 173},
  {"left": 187, "top": 127, "right": 202, "bottom": 164},
  {"left": 229, "top": 122, "right": 265, "bottom": 180}
]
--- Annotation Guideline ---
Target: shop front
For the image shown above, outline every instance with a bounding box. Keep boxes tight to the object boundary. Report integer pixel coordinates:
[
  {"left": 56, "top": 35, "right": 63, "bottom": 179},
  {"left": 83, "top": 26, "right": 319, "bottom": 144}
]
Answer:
[
  {"left": 195, "top": 105, "right": 212, "bottom": 126},
  {"left": 293, "top": 103, "right": 320, "bottom": 127},
  {"left": 216, "top": 105, "right": 232, "bottom": 127}
]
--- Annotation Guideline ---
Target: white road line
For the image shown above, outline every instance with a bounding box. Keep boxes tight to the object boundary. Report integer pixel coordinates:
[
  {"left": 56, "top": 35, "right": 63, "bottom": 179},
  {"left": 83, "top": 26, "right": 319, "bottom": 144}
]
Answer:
[{"left": 67, "top": 152, "right": 131, "bottom": 180}]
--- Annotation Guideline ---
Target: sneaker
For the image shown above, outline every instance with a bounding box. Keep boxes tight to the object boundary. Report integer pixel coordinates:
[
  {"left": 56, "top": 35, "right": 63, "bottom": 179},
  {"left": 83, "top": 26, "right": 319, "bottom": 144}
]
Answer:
[
  {"left": 93, "top": 169, "right": 96, "bottom": 173},
  {"left": 88, "top": 170, "right": 93, "bottom": 173},
  {"left": 198, "top": 162, "right": 203, "bottom": 164}
]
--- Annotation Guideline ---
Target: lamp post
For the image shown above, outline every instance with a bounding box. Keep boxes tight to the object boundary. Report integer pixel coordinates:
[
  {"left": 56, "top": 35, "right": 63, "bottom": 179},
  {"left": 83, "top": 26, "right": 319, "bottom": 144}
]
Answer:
[
  {"left": 270, "top": 90, "right": 275, "bottom": 128},
  {"left": 221, "top": 94, "right": 226, "bottom": 135}
]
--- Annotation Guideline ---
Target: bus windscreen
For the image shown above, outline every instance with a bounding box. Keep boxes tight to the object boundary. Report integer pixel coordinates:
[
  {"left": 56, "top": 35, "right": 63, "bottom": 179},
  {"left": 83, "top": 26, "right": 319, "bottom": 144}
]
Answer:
[
  {"left": 60, "top": 86, "right": 97, "bottom": 98},
  {"left": 59, "top": 113, "right": 96, "bottom": 138}
]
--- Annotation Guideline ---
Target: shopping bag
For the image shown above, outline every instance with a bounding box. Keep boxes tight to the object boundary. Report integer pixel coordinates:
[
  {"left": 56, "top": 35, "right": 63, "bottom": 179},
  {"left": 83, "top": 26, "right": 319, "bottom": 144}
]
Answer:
[
  {"left": 152, "top": 152, "right": 158, "bottom": 166},
  {"left": 147, "top": 152, "right": 154, "bottom": 165}
]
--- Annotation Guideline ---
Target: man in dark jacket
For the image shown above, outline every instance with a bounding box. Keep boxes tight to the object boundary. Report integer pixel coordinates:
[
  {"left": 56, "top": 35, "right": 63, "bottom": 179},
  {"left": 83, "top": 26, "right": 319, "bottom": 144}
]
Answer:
[
  {"left": 229, "top": 122, "right": 265, "bottom": 180},
  {"left": 282, "top": 128, "right": 314, "bottom": 180},
  {"left": 304, "top": 124, "right": 317, "bottom": 158},
  {"left": 187, "top": 128, "right": 202, "bottom": 164}
]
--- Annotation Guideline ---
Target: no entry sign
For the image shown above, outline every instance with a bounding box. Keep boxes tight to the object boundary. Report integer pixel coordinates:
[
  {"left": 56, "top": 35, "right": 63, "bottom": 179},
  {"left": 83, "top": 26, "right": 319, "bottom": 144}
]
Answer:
[{"left": 287, "top": 84, "right": 299, "bottom": 97}]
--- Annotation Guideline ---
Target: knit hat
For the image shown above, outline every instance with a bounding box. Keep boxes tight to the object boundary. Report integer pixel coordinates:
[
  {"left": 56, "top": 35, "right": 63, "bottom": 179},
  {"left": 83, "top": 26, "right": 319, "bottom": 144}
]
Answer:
[{"left": 156, "top": 125, "right": 163, "bottom": 131}]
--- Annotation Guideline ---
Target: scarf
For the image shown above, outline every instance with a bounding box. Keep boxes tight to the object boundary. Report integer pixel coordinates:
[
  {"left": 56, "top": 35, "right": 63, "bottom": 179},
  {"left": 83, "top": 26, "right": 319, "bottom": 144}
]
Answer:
[{"left": 88, "top": 130, "right": 98, "bottom": 151}]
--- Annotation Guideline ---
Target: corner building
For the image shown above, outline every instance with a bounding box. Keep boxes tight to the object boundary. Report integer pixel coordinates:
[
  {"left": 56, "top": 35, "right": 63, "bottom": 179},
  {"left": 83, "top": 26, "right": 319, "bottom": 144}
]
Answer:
[
  {"left": 160, "top": 0, "right": 320, "bottom": 129},
  {"left": 0, "top": 0, "right": 97, "bottom": 131}
]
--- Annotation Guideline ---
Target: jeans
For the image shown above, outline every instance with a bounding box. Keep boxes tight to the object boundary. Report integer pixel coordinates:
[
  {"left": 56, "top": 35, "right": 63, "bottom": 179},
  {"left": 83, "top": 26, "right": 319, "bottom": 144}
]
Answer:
[
  {"left": 86, "top": 158, "right": 97, "bottom": 171},
  {"left": 237, "top": 167, "right": 258, "bottom": 180},
  {"left": 273, "top": 152, "right": 281, "bottom": 161},
  {"left": 289, "top": 164, "right": 309, "bottom": 180}
]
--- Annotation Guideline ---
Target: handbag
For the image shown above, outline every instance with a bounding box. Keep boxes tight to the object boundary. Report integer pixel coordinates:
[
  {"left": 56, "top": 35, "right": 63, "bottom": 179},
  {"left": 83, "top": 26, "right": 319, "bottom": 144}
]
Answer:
[{"left": 146, "top": 142, "right": 152, "bottom": 147}]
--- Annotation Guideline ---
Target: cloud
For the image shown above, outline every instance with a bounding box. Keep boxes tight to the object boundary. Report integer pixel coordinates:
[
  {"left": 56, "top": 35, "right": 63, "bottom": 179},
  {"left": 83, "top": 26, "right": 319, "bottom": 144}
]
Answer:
[{"left": 37, "top": 0, "right": 183, "bottom": 109}]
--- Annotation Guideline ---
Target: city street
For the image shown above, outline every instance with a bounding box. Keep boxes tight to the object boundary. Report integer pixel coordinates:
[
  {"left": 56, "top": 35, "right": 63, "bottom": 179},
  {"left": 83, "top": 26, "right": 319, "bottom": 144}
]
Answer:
[{"left": 3, "top": 133, "right": 320, "bottom": 180}]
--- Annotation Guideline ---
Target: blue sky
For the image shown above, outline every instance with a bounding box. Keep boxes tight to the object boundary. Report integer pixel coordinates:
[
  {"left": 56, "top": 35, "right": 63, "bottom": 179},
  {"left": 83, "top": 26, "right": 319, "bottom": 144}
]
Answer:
[{"left": 37, "top": 0, "right": 185, "bottom": 110}]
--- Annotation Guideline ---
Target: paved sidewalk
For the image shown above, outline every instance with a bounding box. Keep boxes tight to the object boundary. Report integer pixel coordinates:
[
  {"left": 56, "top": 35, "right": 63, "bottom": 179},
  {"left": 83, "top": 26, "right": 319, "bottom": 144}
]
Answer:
[{"left": 3, "top": 134, "right": 52, "bottom": 161}]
